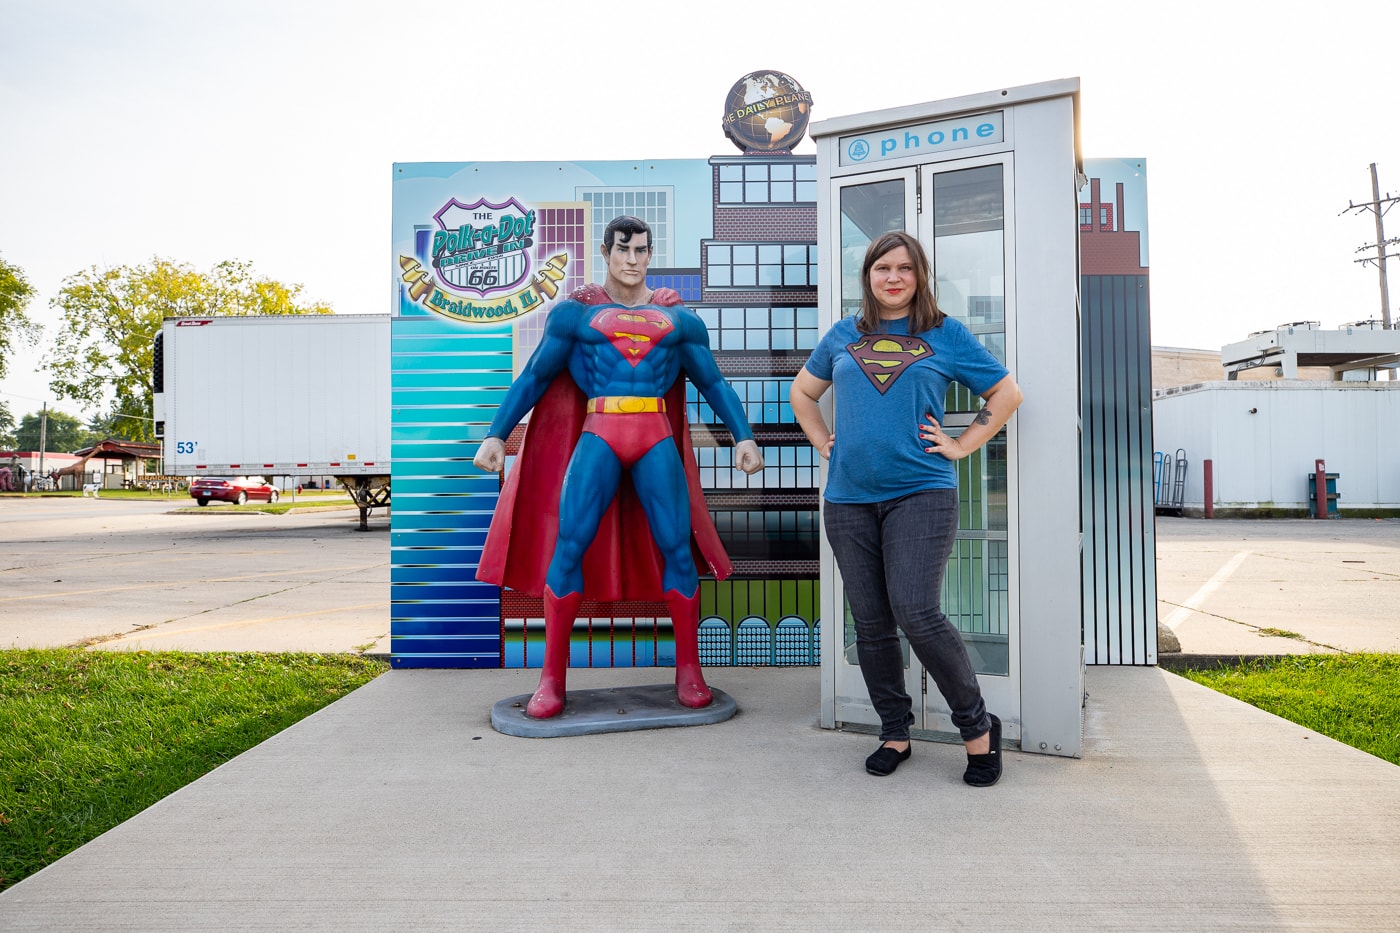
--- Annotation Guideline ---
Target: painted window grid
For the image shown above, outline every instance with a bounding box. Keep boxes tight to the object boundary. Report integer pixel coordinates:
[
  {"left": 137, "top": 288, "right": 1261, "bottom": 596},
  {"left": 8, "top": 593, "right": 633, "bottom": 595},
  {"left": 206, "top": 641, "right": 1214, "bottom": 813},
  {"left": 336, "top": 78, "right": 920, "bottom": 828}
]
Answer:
[
  {"left": 578, "top": 187, "right": 672, "bottom": 281},
  {"left": 687, "top": 377, "right": 795, "bottom": 425},
  {"left": 705, "top": 242, "right": 818, "bottom": 290},
  {"left": 694, "top": 305, "right": 819, "bottom": 352},
  {"left": 717, "top": 161, "right": 818, "bottom": 205},
  {"left": 694, "top": 444, "right": 819, "bottom": 489}
]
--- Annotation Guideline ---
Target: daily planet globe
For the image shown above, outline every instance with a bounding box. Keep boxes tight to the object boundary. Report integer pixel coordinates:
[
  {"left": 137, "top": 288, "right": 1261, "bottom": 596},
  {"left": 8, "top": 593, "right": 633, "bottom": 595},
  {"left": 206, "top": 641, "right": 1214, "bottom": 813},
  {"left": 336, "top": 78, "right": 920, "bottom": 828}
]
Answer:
[{"left": 721, "top": 71, "right": 814, "bottom": 153}]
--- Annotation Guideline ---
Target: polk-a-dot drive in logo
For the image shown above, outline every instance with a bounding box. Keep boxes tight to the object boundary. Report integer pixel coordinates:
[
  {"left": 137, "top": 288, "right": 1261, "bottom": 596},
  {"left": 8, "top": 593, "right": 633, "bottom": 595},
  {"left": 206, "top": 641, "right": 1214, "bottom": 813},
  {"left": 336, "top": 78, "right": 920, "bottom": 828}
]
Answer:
[{"left": 399, "top": 196, "right": 569, "bottom": 324}]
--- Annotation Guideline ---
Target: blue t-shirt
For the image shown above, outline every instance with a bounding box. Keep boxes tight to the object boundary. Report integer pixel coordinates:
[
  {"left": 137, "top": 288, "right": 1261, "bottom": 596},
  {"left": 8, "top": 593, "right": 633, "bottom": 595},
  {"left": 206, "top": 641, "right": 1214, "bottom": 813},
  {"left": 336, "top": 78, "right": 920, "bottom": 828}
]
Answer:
[{"left": 804, "top": 315, "right": 1008, "bottom": 503}]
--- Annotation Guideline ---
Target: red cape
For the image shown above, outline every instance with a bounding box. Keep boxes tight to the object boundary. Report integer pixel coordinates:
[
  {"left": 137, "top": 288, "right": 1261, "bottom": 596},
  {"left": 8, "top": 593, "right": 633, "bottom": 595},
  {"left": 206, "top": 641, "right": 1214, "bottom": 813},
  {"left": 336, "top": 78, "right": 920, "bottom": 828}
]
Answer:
[{"left": 474, "top": 286, "right": 733, "bottom": 601}]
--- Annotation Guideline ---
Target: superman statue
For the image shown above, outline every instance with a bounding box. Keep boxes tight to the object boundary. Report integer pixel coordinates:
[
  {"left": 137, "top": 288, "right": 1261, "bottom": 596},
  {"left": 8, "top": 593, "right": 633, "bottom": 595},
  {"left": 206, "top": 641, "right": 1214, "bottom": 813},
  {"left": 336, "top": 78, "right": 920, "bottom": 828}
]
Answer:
[{"left": 473, "top": 215, "right": 764, "bottom": 719}]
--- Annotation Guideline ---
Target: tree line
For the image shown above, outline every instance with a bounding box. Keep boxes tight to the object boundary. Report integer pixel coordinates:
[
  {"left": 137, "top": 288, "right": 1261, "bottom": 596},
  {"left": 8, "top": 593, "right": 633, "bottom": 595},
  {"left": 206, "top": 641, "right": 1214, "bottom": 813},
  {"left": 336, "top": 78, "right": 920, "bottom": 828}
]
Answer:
[{"left": 0, "top": 252, "right": 331, "bottom": 449}]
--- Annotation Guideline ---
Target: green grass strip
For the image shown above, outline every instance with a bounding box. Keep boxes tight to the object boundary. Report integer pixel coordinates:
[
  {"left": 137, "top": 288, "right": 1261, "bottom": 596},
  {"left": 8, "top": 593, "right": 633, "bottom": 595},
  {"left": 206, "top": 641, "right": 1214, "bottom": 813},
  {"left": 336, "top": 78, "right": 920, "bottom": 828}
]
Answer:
[
  {"left": 1177, "top": 654, "right": 1400, "bottom": 766},
  {"left": 0, "top": 649, "right": 386, "bottom": 892}
]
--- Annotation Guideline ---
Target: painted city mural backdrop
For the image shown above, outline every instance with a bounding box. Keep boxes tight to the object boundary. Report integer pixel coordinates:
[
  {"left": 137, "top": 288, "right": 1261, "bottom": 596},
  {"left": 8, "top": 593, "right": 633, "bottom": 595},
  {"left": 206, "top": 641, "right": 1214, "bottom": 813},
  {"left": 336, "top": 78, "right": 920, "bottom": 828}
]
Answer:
[{"left": 390, "top": 158, "right": 821, "bottom": 669}]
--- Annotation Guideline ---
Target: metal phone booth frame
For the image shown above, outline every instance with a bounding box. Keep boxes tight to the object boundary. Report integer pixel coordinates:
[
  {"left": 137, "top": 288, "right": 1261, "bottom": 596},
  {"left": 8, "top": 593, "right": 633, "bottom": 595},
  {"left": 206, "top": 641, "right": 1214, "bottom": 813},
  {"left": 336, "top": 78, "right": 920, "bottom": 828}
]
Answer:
[{"left": 811, "top": 78, "right": 1084, "bottom": 757}]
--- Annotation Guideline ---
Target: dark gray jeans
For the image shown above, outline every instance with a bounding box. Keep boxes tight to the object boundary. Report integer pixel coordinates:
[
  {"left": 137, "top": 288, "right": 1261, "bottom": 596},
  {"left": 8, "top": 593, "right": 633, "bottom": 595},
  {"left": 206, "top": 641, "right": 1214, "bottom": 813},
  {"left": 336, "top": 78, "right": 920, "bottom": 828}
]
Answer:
[{"left": 824, "top": 488, "right": 990, "bottom": 743}]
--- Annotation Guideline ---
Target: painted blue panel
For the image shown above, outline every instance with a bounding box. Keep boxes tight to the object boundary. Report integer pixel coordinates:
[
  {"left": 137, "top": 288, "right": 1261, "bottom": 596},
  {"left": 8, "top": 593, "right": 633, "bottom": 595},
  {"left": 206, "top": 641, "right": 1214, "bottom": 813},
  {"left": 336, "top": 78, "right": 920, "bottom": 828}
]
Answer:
[
  {"left": 391, "top": 506, "right": 496, "bottom": 519},
  {"left": 390, "top": 655, "right": 498, "bottom": 669},
  {"left": 392, "top": 436, "right": 490, "bottom": 450},
  {"left": 392, "top": 371, "right": 511, "bottom": 389},
  {"left": 392, "top": 320, "right": 513, "bottom": 339},
  {"left": 390, "top": 601, "right": 499, "bottom": 620},
  {"left": 393, "top": 386, "right": 510, "bottom": 401},
  {"left": 391, "top": 636, "right": 500, "bottom": 655},
  {"left": 390, "top": 558, "right": 487, "bottom": 576},
  {"left": 389, "top": 479, "right": 488, "bottom": 493},
  {"left": 392, "top": 520, "right": 492, "bottom": 537},
  {"left": 392, "top": 355, "right": 513, "bottom": 375},
  {"left": 387, "top": 459, "right": 480, "bottom": 476},
  {"left": 392, "top": 619, "right": 499, "bottom": 637},
  {"left": 389, "top": 406, "right": 504, "bottom": 422},
  {"left": 391, "top": 426, "right": 495, "bottom": 443},
  {"left": 502, "top": 641, "right": 526, "bottom": 668},
  {"left": 392, "top": 510, "right": 494, "bottom": 530},
  {"left": 391, "top": 493, "right": 499, "bottom": 506},
  {"left": 390, "top": 531, "right": 489, "bottom": 549},
  {"left": 391, "top": 351, "right": 511, "bottom": 363},
  {"left": 498, "top": 631, "right": 666, "bottom": 669},
  {"left": 392, "top": 583, "right": 498, "bottom": 602},
  {"left": 392, "top": 478, "right": 500, "bottom": 494},
  {"left": 605, "top": 648, "right": 636, "bottom": 669},
  {"left": 390, "top": 515, "right": 494, "bottom": 533},
  {"left": 390, "top": 362, "right": 509, "bottom": 377},
  {"left": 392, "top": 498, "right": 487, "bottom": 514},
  {"left": 391, "top": 382, "right": 511, "bottom": 400},
  {"left": 392, "top": 332, "right": 513, "bottom": 347},
  {"left": 391, "top": 571, "right": 485, "bottom": 587},
  {"left": 391, "top": 566, "right": 483, "bottom": 583}
]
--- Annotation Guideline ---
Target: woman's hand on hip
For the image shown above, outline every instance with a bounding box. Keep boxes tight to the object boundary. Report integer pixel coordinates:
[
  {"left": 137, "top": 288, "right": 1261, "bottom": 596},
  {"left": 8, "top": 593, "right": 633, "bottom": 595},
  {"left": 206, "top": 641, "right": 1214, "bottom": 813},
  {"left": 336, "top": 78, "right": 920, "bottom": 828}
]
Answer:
[{"left": 920, "top": 415, "right": 967, "bottom": 460}]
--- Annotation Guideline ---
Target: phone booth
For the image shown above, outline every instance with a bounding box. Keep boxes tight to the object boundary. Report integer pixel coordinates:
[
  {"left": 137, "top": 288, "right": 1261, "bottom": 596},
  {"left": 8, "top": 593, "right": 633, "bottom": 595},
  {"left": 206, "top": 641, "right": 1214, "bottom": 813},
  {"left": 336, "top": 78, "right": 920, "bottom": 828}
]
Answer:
[{"left": 811, "top": 78, "right": 1084, "bottom": 756}]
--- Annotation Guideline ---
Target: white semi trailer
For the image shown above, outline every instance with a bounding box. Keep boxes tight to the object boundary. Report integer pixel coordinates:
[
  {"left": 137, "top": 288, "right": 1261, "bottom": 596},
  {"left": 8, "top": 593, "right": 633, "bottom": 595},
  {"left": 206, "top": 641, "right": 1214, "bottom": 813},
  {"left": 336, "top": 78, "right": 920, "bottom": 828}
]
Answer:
[{"left": 152, "top": 314, "right": 391, "bottom": 529}]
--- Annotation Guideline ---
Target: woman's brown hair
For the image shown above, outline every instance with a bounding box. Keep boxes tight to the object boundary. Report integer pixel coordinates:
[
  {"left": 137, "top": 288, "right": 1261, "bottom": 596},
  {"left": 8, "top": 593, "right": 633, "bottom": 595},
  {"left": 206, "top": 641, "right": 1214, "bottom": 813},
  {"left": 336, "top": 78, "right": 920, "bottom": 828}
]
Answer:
[{"left": 857, "top": 231, "right": 946, "bottom": 335}]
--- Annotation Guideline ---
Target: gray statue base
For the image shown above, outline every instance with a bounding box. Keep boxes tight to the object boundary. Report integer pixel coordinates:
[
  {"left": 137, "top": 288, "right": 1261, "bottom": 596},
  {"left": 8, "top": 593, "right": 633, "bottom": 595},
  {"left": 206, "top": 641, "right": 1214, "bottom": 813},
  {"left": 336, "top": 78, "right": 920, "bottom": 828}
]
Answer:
[{"left": 491, "top": 683, "right": 737, "bottom": 738}]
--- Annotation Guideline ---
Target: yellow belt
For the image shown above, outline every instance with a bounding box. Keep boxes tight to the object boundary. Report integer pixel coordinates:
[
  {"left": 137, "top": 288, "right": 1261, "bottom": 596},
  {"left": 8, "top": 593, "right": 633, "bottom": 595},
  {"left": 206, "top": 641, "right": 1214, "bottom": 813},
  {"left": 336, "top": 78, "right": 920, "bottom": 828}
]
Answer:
[{"left": 586, "top": 396, "right": 666, "bottom": 414}]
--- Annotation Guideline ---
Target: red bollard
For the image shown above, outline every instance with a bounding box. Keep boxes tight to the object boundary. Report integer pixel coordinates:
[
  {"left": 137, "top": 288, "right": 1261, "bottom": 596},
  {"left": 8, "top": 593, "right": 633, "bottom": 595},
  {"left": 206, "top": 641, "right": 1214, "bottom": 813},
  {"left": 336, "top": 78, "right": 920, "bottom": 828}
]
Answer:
[
  {"left": 1314, "top": 459, "right": 1327, "bottom": 519},
  {"left": 1203, "top": 459, "right": 1214, "bottom": 519}
]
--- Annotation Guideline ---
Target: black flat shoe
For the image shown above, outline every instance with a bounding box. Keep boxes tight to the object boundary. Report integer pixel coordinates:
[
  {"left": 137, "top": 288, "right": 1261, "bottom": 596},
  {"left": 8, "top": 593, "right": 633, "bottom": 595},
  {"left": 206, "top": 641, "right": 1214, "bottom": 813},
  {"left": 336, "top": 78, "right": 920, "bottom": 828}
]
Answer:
[
  {"left": 865, "top": 743, "right": 912, "bottom": 776},
  {"left": 963, "top": 714, "right": 1003, "bottom": 787}
]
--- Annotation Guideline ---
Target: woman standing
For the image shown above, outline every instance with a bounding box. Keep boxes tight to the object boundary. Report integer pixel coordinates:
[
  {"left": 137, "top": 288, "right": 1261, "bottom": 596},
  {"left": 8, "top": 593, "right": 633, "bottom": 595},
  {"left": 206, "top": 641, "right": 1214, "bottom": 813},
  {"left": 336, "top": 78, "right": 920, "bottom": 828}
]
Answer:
[{"left": 790, "top": 231, "right": 1023, "bottom": 787}]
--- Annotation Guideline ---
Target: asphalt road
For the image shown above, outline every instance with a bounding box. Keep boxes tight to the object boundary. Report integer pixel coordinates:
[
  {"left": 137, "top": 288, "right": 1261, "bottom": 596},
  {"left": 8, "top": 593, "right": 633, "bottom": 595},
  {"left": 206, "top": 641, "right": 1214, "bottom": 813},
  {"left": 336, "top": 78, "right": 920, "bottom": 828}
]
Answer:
[{"left": 2, "top": 497, "right": 1395, "bottom": 656}]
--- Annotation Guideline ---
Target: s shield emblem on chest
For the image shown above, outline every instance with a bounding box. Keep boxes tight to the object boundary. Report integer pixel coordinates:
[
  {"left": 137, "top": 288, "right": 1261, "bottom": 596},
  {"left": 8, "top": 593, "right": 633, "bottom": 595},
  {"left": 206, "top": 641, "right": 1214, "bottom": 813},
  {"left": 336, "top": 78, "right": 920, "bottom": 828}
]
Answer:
[
  {"left": 846, "top": 335, "right": 934, "bottom": 393},
  {"left": 590, "top": 307, "right": 675, "bottom": 367}
]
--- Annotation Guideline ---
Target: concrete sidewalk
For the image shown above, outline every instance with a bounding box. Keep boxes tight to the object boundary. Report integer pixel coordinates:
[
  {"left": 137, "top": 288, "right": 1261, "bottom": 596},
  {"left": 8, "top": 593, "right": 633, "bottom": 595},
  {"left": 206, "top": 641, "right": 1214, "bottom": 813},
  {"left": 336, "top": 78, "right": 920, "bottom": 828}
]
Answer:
[
  {"left": 2, "top": 665, "right": 1397, "bottom": 931},
  {"left": 3, "top": 500, "right": 1399, "bottom": 928}
]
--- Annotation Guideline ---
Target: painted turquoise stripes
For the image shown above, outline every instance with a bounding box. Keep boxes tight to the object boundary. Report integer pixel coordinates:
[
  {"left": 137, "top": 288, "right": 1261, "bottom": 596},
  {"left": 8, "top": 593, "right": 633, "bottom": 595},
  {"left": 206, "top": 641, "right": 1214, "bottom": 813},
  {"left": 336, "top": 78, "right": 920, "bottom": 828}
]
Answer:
[{"left": 390, "top": 315, "right": 511, "bottom": 668}]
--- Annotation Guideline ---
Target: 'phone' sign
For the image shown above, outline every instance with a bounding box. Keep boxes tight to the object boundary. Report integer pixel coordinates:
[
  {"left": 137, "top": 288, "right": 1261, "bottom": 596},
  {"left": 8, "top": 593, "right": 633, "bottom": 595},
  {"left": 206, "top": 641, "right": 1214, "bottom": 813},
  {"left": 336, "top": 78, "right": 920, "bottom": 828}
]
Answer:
[{"left": 841, "top": 111, "right": 1004, "bottom": 167}]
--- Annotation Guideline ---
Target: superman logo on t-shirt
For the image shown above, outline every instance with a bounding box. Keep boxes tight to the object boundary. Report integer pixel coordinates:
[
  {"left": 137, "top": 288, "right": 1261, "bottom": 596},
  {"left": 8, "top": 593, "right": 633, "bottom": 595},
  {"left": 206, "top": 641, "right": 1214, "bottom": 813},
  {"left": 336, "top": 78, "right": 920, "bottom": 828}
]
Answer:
[{"left": 845, "top": 335, "right": 934, "bottom": 394}]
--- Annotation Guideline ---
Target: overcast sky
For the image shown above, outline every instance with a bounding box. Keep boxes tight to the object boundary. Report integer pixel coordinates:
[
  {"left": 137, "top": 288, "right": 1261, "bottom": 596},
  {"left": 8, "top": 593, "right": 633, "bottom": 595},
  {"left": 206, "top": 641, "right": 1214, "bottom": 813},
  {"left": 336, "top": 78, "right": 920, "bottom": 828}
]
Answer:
[{"left": 3, "top": 1, "right": 1397, "bottom": 421}]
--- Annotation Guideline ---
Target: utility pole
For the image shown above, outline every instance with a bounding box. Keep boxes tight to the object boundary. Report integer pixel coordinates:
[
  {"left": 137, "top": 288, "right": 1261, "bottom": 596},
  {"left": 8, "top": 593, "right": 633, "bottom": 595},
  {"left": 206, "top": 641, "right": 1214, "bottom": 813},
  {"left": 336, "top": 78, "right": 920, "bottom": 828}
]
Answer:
[
  {"left": 1342, "top": 163, "right": 1400, "bottom": 380},
  {"left": 38, "top": 403, "right": 47, "bottom": 489},
  {"left": 1343, "top": 163, "right": 1400, "bottom": 330}
]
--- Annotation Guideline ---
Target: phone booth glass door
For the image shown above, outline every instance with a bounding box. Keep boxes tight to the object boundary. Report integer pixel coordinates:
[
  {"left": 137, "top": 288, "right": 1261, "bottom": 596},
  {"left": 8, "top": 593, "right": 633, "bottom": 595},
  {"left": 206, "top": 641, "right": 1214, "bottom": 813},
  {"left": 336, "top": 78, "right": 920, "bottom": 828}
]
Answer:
[{"left": 828, "top": 155, "right": 1019, "bottom": 741}]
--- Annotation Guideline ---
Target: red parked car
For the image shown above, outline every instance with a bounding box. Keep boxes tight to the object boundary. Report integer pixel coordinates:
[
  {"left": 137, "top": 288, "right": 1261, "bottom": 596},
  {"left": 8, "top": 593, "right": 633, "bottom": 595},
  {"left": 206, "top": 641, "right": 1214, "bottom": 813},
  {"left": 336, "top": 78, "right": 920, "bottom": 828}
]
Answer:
[{"left": 190, "top": 476, "right": 279, "bottom": 506}]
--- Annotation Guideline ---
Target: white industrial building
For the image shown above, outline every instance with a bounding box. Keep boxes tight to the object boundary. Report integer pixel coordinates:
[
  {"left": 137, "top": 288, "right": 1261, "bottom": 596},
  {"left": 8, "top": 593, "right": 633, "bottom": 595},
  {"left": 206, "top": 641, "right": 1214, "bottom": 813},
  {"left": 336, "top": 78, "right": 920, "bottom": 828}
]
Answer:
[{"left": 1152, "top": 323, "right": 1400, "bottom": 516}]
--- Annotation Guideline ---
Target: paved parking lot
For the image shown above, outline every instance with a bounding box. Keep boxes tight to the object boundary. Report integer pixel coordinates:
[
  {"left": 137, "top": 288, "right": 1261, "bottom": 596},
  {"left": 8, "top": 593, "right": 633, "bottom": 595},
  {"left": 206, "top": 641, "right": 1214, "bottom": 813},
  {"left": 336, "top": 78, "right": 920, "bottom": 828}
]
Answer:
[
  {"left": 2, "top": 497, "right": 1396, "bottom": 656},
  {"left": 1154, "top": 515, "right": 1400, "bottom": 655},
  {"left": 0, "top": 496, "right": 389, "bottom": 653}
]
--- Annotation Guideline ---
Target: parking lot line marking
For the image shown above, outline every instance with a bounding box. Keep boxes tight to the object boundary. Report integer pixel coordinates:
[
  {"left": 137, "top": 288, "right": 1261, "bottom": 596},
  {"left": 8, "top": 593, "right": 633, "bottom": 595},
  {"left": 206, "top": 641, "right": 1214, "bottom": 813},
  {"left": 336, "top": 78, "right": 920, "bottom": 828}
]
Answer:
[{"left": 1161, "top": 550, "right": 1251, "bottom": 632}]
